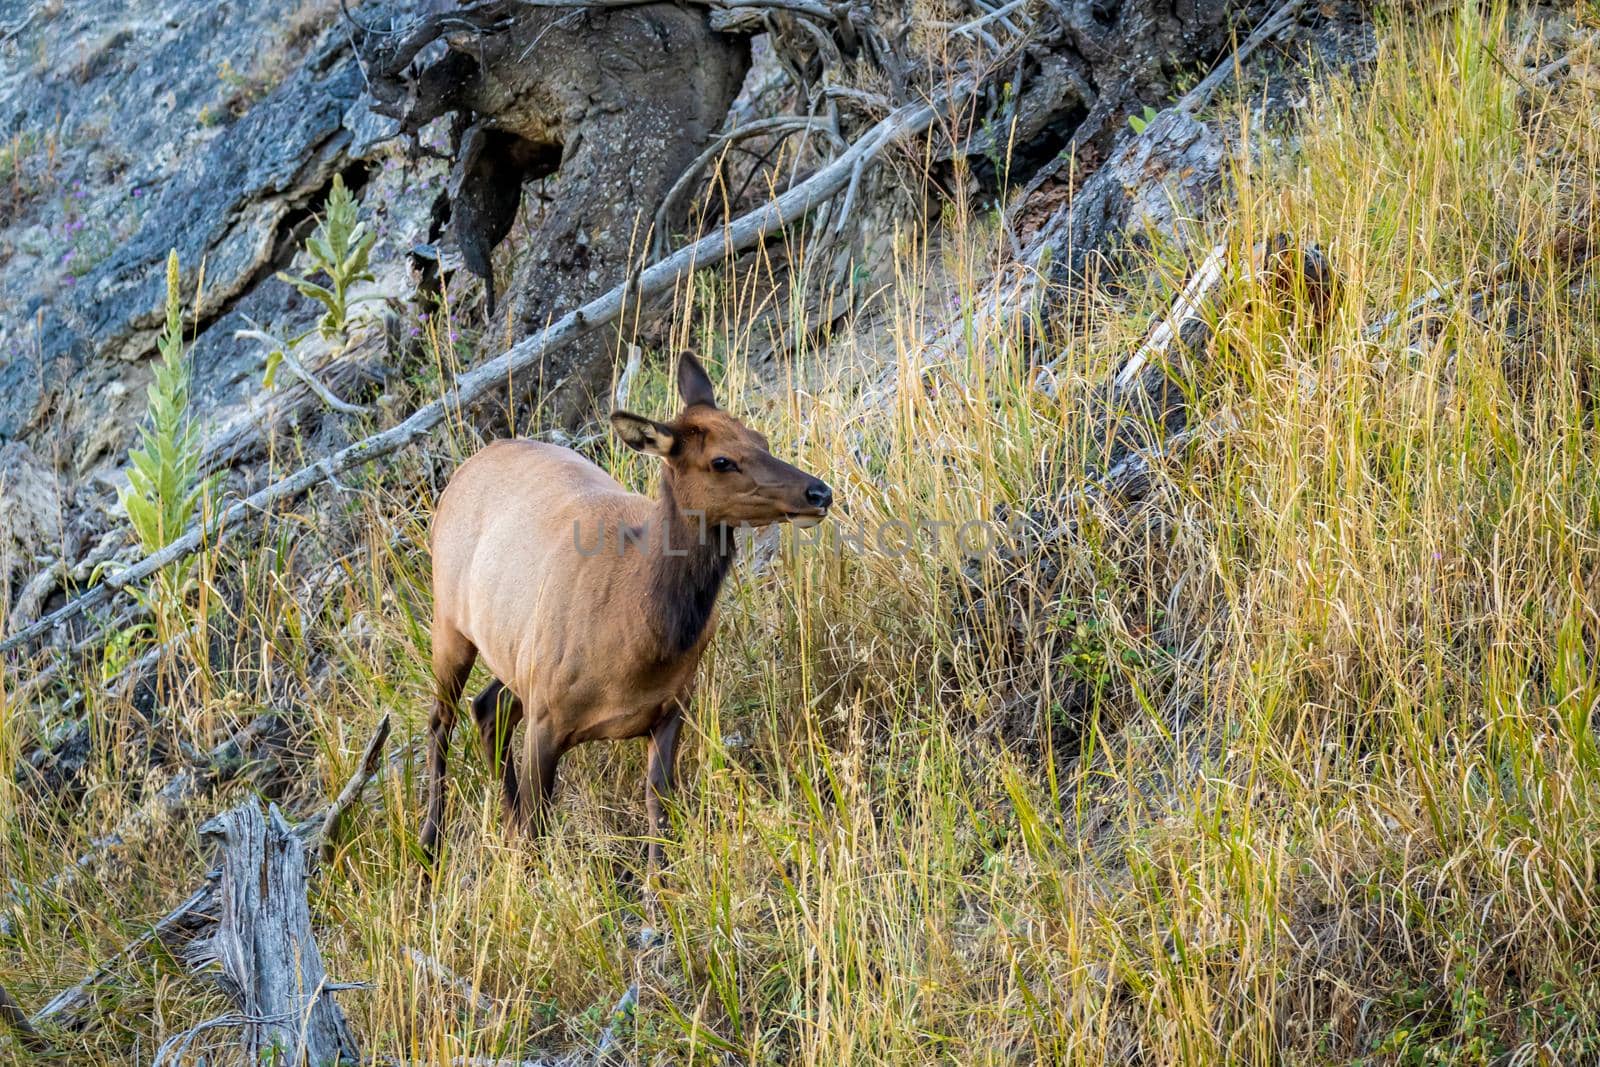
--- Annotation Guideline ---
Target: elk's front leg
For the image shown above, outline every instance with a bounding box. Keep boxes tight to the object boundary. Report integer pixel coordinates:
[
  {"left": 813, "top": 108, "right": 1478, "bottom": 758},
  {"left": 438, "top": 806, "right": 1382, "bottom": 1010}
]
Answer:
[
  {"left": 644, "top": 704, "right": 684, "bottom": 871},
  {"left": 423, "top": 624, "right": 476, "bottom": 864}
]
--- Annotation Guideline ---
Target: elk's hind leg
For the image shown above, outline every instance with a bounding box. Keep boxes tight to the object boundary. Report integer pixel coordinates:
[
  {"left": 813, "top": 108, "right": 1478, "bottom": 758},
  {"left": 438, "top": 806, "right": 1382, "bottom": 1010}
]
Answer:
[
  {"left": 422, "top": 623, "right": 476, "bottom": 862},
  {"left": 471, "top": 679, "right": 525, "bottom": 826}
]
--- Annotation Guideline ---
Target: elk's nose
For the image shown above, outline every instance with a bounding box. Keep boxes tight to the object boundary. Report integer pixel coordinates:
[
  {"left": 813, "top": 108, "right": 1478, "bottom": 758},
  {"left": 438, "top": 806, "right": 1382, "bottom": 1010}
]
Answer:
[{"left": 806, "top": 481, "right": 833, "bottom": 510}]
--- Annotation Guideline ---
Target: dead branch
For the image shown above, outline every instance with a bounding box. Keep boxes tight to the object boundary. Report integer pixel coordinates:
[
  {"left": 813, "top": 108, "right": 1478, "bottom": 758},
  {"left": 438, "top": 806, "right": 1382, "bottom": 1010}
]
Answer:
[
  {"left": 1012, "top": 0, "right": 1306, "bottom": 215},
  {"left": 952, "top": 0, "right": 1030, "bottom": 39},
  {"left": 1363, "top": 259, "right": 1511, "bottom": 343},
  {"left": 2, "top": 711, "right": 283, "bottom": 928},
  {"left": 1028, "top": 414, "right": 1231, "bottom": 549},
  {"left": 651, "top": 115, "right": 847, "bottom": 258},
  {"left": 8, "top": 607, "right": 190, "bottom": 719},
  {"left": 1109, "top": 242, "right": 1228, "bottom": 392},
  {"left": 612, "top": 344, "right": 644, "bottom": 410},
  {"left": 235, "top": 326, "right": 373, "bottom": 417},
  {"left": 31, "top": 883, "right": 217, "bottom": 1028},
  {"left": 6, "top": 560, "right": 64, "bottom": 636},
  {"left": 313, "top": 712, "right": 393, "bottom": 864},
  {"left": 1, "top": 85, "right": 964, "bottom": 659},
  {"left": 1176, "top": 0, "right": 1308, "bottom": 115},
  {"left": 151, "top": 1012, "right": 299, "bottom": 1067},
  {"left": 29, "top": 718, "right": 405, "bottom": 1033},
  {"left": 403, "top": 947, "right": 501, "bottom": 1026}
]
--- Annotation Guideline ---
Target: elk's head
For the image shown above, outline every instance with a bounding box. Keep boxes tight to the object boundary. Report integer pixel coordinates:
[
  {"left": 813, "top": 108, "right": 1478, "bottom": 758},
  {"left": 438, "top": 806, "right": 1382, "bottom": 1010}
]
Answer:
[{"left": 611, "top": 354, "right": 833, "bottom": 529}]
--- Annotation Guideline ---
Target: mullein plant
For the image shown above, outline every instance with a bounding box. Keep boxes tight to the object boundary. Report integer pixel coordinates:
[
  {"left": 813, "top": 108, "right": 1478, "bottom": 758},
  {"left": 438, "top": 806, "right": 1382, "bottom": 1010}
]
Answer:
[
  {"left": 261, "top": 173, "right": 379, "bottom": 387},
  {"left": 117, "top": 250, "right": 220, "bottom": 620}
]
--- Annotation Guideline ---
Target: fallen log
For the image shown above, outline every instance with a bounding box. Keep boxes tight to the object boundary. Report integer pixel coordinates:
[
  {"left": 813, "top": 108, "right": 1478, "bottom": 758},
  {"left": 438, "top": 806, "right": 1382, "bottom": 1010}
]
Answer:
[{"left": 0, "top": 85, "right": 966, "bottom": 660}]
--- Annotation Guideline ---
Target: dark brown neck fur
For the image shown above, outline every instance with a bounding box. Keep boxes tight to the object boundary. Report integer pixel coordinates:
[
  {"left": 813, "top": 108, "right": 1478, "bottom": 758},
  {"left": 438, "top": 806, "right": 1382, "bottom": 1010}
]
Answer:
[{"left": 646, "top": 475, "right": 735, "bottom": 657}]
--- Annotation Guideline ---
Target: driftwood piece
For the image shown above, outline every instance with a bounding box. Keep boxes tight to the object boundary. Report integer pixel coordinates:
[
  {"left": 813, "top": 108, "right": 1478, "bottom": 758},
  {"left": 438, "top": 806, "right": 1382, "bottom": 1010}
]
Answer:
[
  {"left": 188, "top": 800, "right": 360, "bottom": 1066},
  {"left": 0, "top": 86, "right": 963, "bottom": 659}
]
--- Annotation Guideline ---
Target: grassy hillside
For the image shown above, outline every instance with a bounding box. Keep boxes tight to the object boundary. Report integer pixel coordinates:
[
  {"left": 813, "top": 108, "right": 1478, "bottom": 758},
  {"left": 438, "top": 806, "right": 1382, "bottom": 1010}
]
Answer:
[{"left": 5, "top": 5, "right": 1600, "bottom": 1063}]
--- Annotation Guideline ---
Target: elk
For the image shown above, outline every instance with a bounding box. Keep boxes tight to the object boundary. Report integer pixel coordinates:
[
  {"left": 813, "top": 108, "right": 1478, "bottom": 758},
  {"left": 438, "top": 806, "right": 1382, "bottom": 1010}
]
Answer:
[{"left": 422, "top": 353, "right": 833, "bottom": 864}]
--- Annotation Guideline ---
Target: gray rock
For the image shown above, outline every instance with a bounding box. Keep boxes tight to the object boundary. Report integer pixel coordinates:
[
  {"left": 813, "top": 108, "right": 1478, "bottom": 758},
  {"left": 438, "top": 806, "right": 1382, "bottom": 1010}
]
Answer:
[{"left": 0, "top": 0, "right": 436, "bottom": 476}]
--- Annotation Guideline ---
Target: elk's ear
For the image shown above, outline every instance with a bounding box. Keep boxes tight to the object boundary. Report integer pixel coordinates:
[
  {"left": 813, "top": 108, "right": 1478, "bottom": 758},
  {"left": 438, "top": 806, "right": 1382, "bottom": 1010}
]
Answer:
[
  {"left": 611, "top": 412, "right": 677, "bottom": 456},
  {"left": 677, "top": 352, "right": 718, "bottom": 409}
]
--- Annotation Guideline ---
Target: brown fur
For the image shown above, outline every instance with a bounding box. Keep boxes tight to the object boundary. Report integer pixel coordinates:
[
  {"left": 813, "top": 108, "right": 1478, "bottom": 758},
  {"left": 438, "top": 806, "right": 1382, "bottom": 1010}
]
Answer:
[{"left": 422, "top": 354, "right": 832, "bottom": 865}]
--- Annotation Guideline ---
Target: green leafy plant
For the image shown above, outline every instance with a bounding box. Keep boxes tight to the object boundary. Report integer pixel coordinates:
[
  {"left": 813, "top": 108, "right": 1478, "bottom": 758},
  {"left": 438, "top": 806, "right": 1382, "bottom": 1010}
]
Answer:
[
  {"left": 99, "top": 620, "right": 154, "bottom": 683},
  {"left": 274, "top": 174, "right": 377, "bottom": 352},
  {"left": 257, "top": 174, "right": 381, "bottom": 396},
  {"left": 118, "top": 250, "right": 218, "bottom": 589},
  {"left": 1128, "top": 105, "right": 1160, "bottom": 134}
]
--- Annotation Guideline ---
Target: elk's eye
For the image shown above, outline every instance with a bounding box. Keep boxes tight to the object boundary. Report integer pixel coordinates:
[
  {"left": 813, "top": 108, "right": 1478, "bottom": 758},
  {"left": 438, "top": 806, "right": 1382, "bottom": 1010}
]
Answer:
[{"left": 711, "top": 457, "right": 738, "bottom": 473}]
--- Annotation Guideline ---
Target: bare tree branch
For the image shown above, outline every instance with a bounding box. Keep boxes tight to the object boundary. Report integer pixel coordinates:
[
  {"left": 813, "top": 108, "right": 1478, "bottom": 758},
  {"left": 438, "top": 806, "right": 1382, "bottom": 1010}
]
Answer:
[
  {"left": 652, "top": 115, "right": 846, "bottom": 258},
  {"left": 403, "top": 948, "right": 501, "bottom": 1026},
  {"left": 31, "top": 884, "right": 217, "bottom": 1027},
  {"left": 1176, "top": 0, "right": 1308, "bottom": 115},
  {"left": 312, "top": 713, "right": 393, "bottom": 865},
  {"left": 235, "top": 327, "right": 373, "bottom": 417}
]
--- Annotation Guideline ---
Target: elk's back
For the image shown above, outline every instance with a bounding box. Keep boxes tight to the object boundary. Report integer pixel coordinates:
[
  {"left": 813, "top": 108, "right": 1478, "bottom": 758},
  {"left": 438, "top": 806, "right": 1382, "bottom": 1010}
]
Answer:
[{"left": 430, "top": 439, "right": 652, "bottom": 692}]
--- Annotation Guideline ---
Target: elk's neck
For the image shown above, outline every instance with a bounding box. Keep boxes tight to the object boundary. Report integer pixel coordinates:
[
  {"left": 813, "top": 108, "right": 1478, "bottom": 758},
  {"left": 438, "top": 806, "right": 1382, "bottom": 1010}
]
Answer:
[{"left": 646, "top": 475, "right": 736, "bottom": 657}]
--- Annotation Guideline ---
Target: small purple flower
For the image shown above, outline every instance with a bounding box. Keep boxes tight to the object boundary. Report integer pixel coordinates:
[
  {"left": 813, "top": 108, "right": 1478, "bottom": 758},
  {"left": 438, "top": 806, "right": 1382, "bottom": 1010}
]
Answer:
[
  {"left": 132, "top": 188, "right": 143, "bottom": 198},
  {"left": 60, "top": 249, "right": 75, "bottom": 265},
  {"left": 62, "top": 275, "right": 76, "bottom": 287}
]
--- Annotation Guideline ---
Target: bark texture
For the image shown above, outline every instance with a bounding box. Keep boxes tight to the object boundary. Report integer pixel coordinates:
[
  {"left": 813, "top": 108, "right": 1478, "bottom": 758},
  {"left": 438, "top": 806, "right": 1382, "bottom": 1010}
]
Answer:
[
  {"left": 367, "top": 1, "right": 750, "bottom": 427},
  {"left": 188, "top": 800, "right": 359, "bottom": 1066}
]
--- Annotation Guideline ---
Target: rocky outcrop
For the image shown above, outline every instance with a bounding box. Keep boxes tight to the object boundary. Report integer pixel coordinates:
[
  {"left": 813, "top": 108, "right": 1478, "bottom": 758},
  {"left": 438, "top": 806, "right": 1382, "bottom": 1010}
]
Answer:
[
  {"left": 0, "top": 1, "right": 422, "bottom": 470},
  {"left": 0, "top": 442, "right": 62, "bottom": 610}
]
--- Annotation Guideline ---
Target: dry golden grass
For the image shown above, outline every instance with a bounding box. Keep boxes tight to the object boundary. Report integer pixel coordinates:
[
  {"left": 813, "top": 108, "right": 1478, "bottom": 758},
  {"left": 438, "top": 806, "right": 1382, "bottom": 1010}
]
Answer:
[{"left": 5, "top": 4, "right": 1600, "bottom": 1064}]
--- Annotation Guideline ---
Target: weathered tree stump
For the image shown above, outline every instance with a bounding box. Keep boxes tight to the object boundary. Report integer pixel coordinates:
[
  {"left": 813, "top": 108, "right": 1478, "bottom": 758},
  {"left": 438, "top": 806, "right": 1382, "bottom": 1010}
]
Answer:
[{"left": 188, "top": 800, "right": 359, "bottom": 1065}]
